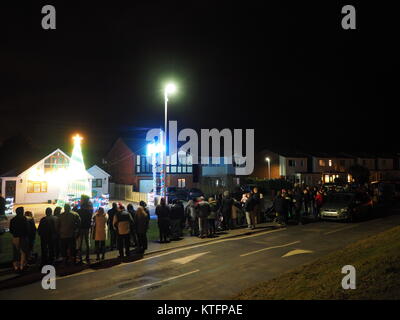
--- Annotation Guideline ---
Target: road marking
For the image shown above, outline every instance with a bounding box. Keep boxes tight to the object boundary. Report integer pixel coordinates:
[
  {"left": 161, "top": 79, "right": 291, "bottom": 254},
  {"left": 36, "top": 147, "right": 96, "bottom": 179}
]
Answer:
[
  {"left": 324, "top": 225, "right": 358, "bottom": 235},
  {"left": 93, "top": 269, "right": 200, "bottom": 300},
  {"left": 57, "top": 228, "right": 286, "bottom": 281},
  {"left": 172, "top": 252, "right": 210, "bottom": 265},
  {"left": 240, "top": 241, "right": 300, "bottom": 257},
  {"left": 282, "top": 249, "right": 313, "bottom": 258}
]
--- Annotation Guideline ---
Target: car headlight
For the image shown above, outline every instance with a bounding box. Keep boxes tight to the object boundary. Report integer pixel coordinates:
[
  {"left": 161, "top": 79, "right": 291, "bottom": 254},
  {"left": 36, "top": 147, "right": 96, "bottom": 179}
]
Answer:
[{"left": 339, "top": 208, "right": 348, "bottom": 215}]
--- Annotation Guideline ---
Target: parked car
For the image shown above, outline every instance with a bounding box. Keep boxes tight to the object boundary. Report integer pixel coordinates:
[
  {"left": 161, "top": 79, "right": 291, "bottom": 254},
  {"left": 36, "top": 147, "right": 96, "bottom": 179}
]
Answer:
[
  {"left": 320, "top": 192, "right": 373, "bottom": 222},
  {"left": 167, "top": 187, "right": 189, "bottom": 204},
  {"left": 188, "top": 188, "right": 204, "bottom": 200}
]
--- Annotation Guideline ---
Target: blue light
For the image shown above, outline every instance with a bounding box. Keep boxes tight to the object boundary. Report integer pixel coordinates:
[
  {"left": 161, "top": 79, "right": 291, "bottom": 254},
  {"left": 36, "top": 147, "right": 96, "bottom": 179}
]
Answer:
[{"left": 147, "top": 142, "right": 165, "bottom": 156}]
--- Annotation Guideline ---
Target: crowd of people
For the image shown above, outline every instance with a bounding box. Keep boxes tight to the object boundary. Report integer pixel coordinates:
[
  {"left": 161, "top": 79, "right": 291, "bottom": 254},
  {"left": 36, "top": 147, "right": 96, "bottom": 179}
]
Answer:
[
  {"left": 8, "top": 196, "right": 150, "bottom": 272},
  {"left": 7, "top": 184, "right": 350, "bottom": 273}
]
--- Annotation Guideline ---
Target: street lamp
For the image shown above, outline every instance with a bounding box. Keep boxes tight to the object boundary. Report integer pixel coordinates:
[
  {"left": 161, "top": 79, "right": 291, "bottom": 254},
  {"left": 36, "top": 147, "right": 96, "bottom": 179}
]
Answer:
[
  {"left": 162, "top": 83, "right": 177, "bottom": 198},
  {"left": 265, "top": 157, "right": 271, "bottom": 180}
]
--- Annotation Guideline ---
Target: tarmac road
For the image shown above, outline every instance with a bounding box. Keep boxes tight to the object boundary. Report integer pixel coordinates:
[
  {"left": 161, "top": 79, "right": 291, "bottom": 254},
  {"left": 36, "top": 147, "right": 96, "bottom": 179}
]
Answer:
[{"left": 1, "top": 212, "right": 399, "bottom": 300}]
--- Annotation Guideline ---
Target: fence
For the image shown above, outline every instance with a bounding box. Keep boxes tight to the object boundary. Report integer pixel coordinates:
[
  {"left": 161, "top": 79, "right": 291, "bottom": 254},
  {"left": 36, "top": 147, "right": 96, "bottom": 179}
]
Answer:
[{"left": 109, "top": 183, "right": 148, "bottom": 203}]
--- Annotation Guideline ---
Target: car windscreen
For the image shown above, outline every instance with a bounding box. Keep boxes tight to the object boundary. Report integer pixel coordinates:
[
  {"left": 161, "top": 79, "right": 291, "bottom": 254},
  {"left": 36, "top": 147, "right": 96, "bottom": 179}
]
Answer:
[{"left": 326, "top": 193, "right": 354, "bottom": 204}]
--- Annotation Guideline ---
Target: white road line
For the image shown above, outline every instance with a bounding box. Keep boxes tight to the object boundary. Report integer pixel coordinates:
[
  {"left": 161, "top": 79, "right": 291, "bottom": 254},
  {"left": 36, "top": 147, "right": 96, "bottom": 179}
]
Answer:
[
  {"left": 324, "top": 224, "right": 358, "bottom": 235},
  {"left": 57, "top": 227, "right": 286, "bottom": 281},
  {"left": 240, "top": 240, "right": 300, "bottom": 257},
  {"left": 93, "top": 269, "right": 200, "bottom": 300}
]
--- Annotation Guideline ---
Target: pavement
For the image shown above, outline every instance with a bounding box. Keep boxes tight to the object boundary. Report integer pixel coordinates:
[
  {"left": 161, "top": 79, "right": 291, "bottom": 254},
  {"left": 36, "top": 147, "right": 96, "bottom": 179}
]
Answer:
[{"left": 1, "top": 210, "right": 400, "bottom": 300}]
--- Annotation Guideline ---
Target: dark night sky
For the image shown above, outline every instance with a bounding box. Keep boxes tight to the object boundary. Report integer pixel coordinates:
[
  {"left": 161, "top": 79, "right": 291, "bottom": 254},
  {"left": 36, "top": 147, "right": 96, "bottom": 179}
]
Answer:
[{"left": 0, "top": 1, "right": 399, "bottom": 167}]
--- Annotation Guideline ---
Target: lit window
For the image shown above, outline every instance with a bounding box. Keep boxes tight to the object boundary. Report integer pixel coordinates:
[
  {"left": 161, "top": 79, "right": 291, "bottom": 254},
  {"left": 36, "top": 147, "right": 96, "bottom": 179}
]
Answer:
[
  {"left": 178, "top": 179, "right": 186, "bottom": 188},
  {"left": 319, "top": 160, "right": 326, "bottom": 167},
  {"left": 328, "top": 160, "right": 332, "bottom": 167},
  {"left": 27, "top": 181, "right": 47, "bottom": 193}
]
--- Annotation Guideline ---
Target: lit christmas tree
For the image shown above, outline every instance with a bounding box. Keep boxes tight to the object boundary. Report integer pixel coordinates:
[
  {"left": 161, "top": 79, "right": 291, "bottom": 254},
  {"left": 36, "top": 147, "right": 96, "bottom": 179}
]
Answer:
[{"left": 57, "top": 134, "right": 92, "bottom": 207}]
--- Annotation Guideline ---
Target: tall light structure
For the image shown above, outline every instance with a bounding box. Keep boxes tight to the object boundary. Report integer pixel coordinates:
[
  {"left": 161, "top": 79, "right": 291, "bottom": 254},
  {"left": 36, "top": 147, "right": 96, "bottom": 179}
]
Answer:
[
  {"left": 57, "top": 134, "right": 91, "bottom": 206},
  {"left": 265, "top": 157, "right": 271, "bottom": 180},
  {"left": 162, "top": 83, "right": 176, "bottom": 198}
]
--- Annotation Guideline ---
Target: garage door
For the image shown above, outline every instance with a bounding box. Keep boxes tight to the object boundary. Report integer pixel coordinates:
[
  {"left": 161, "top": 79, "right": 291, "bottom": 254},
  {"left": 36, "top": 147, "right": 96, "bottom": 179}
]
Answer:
[{"left": 139, "top": 179, "right": 153, "bottom": 193}]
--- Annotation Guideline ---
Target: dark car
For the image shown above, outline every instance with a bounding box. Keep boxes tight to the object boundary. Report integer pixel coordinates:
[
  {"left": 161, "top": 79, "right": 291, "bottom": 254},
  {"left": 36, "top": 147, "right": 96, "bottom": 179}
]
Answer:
[
  {"left": 188, "top": 188, "right": 204, "bottom": 200},
  {"left": 167, "top": 187, "right": 189, "bottom": 204},
  {"left": 320, "top": 192, "right": 373, "bottom": 222}
]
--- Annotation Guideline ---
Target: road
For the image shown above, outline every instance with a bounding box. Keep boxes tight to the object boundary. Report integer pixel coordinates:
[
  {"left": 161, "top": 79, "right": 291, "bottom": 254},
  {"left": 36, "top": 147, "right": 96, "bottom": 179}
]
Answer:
[{"left": 1, "top": 213, "right": 400, "bottom": 300}]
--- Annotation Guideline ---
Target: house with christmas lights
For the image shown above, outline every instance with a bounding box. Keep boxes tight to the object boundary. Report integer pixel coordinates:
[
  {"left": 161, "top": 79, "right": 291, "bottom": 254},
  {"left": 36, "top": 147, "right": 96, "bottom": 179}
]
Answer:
[{"left": 0, "top": 149, "right": 95, "bottom": 204}]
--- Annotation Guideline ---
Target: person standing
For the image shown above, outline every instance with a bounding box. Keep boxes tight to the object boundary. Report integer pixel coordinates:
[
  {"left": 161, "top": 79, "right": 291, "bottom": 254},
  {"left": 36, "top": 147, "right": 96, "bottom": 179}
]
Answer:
[
  {"left": 185, "top": 200, "right": 198, "bottom": 236},
  {"left": 92, "top": 207, "right": 108, "bottom": 261},
  {"left": 38, "top": 207, "right": 59, "bottom": 265},
  {"left": 273, "top": 191, "right": 289, "bottom": 226},
  {"left": 221, "top": 191, "right": 234, "bottom": 230},
  {"left": 244, "top": 192, "right": 256, "bottom": 229},
  {"left": 107, "top": 202, "right": 118, "bottom": 250},
  {"left": 252, "top": 187, "right": 262, "bottom": 224},
  {"left": 155, "top": 198, "right": 171, "bottom": 243},
  {"left": 58, "top": 204, "right": 81, "bottom": 265},
  {"left": 113, "top": 204, "right": 133, "bottom": 258},
  {"left": 197, "top": 196, "right": 211, "bottom": 238},
  {"left": 303, "top": 188, "right": 311, "bottom": 216},
  {"left": 53, "top": 206, "right": 62, "bottom": 261},
  {"left": 9, "top": 207, "right": 29, "bottom": 272},
  {"left": 293, "top": 188, "right": 304, "bottom": 225},
  {"left": 315, "top": 190, "right": 324, "bottom": 219},
  {"left": 170, "top": 199, "right": 184, "bottom": 240},
  {"left": 207, "top": 197, "right": 218, "bottom": 237},
  {"left": 127, "top": 204, "right": 137, "bottom": 248},
  {"left": 134, "top": 205, "right": 149, "bottom": 253},
  {"left": 76, "top": 196, "right": 93, "bottom": 263},
  {"left": 24, "top": 211, "right": 37, "bottom": 264},
  {"left": 0, "top": 195, "right": 6, "bottom": 216}
]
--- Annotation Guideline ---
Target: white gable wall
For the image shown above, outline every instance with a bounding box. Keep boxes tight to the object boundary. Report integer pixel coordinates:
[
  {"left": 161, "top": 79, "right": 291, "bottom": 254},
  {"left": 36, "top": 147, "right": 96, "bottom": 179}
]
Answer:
[{"left": 87, "top": 165, "right": 110, "bottom": 196}]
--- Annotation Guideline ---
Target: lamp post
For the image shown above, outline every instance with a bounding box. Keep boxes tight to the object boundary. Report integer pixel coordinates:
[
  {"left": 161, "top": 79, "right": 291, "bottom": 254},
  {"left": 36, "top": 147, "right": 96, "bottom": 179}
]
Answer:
[
  {"left": 265, "top": 157, "right": 271, "bottom": 180},
  {"left": 162, "top": 83, "right": 176, "bottom": 198}
]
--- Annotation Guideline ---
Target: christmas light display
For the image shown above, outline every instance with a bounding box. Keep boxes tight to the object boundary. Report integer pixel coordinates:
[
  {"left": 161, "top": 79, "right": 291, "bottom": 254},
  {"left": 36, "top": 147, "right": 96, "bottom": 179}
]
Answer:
[{"left": 57, "top": 134, "right": 92, "bottom": 207}]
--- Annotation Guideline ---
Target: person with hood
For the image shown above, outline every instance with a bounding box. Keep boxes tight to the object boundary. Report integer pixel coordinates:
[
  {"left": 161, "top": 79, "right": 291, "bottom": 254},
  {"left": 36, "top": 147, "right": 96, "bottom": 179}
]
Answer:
[
  {"left": 9, "top": 207, "right": 29, "bottom": 272},
  {"left": 38, "top": 207, "right": 59, "bottom": 265},
  {"left": 76, "top": 195, "right": 94, "bottom": 263},
  {"left": 107, "top": 202, "right": 118, "bottom": 250},
  {"left": 208, "top": 197, "right": 218, "bottom": 237},
  {"left": 24, "top": 211, "right": 37, "bottom": 263},
  {"left": 170, "top": 199, "right": 184, "bottom": 240},
  {"left": 58, "top": 204, "right": 81, "bottom": 265},
  {"left": 134, "top": 205, "right": 149, "bottom": 253},
  {"left": 197, "top": 196, "right": 211, "bottom": 238},
  {"left": 113, "top": 204, "right": 133, "bottom": 258},
  {"left": 220, "top": 191, "right": 234, "bottom": 230},
  {"left": 92, "top": 207, "right": 108, "bottom": 261},
  {"left": 273, "top": 190, "right": 289, "bottom": 226},
  {"left": 53, "top": 206, "right": 62, "bottom": 261},
  {"left": 127, "top": 203, "right": 137, "bottom": 248},
  {"left": 185, "top": 200, "right": 198, "bottom": 236},
  {"left": 155, "top": 198, "right": 171, "bottom": 243}
]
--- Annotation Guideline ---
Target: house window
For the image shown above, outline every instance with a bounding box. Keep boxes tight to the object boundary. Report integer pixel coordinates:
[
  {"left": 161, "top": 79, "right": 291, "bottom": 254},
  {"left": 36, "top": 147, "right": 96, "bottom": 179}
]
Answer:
[
  {"left": 27, "top": 181, "right": 47, "bottom": 193},
  {"left": 300, "top": 160, "right": 304, "bottom": 166},
  {"left": 328, "top": 160, "right": 332, "bottom": 167},
  {"left": 44, "top": 152, "right": 69, "bottom": 174},
  {"left": 288, "top": 160, "right": 296, "bottom": 167},
  {"left": 136, "top": 155, "right": 152, "bottom": 174},
  {"left": 92, "top": 179, "right": 102, "bottom": 188},
  {"left": 178, "top": 179, "right": 186, "bottom": 188},
  {"left": 319, "top": 160, "right": 326, "bottom": 167}
]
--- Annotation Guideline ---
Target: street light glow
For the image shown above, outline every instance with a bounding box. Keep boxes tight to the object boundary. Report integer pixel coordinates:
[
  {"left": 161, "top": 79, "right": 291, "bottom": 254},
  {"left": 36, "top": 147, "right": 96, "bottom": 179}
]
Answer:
[
  {"left": 165, "top": 83, "right": 176, "bottom": 95},
  {"left": 266, "top": 157, "right": 270, "bottom": 162}
]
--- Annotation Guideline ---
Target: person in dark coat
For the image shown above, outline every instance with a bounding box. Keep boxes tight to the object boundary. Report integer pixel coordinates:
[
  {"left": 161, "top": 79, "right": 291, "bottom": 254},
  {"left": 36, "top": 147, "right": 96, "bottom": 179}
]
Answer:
[
  {"left": 24, "top": 211, "right": 37, "bottom": 263},
  {"left": 107, "top": 202, "right": 118, "bottom": 250},
  {"left": 9, "top": 207, "right": 29, "bottom": 272},
  {"left": 127, "top": 203, "right": 137, "bottom": 247},
  {"left": 155, "top": 198, "right": 170, "bottom": 243},
  {"left": 169, "top": 199, "right": 184, "bottom": 240},
  {"left": 0, "top": 195, "right": 6, "bottom": 216},
  {"left": 273, "top": 191, "right": 289, "bottom": 225},
  {"left": 53, "top": 206, "right": 62, "bottom": 261},
  {"left": 197, "top": 197, "right": 211, "bottom": 238},
  {"left": 134, "top": 205, "right": 149, "bottom": 253},
  {"left": 58, "top": 204, "right": 81, "bottom": 265},
  {"left": 293, "top": 188, "right": 304, "bottom": 225},
  {"left": 303, "top": 188, "right": 311, "bottom": 215},
  {"left": 38, "top": 207, "right": 59, "bottom": 265},
  {"left": 76, "top": 196, "right": 93, "bottom": 263},
  {"left": 220, "top": 191, "right": 234, "bottom": 230},
  {"left": 113, "top": 204, "right": 134, "bottom": 258}
]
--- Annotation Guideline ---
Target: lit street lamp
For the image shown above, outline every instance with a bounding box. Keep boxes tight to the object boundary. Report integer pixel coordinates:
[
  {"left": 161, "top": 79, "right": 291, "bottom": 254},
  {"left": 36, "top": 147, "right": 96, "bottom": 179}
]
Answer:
[
  {"left": 162, "top": 83, "right": 176, "bottom": 198},
  {"left": 265, "top": 157, "right": 271, "bottom": 180}
]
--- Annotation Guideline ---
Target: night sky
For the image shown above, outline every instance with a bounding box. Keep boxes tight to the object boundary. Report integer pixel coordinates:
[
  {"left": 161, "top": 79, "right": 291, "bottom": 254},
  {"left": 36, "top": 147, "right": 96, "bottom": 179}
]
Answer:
[{"left": 0, "top": 1, "right": 399, "bottom": 168}]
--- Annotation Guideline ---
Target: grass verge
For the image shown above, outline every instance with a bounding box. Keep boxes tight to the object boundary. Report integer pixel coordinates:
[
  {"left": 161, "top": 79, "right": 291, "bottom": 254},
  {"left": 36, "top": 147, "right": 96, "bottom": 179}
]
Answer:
[{"left": 234, "top": 225, "right": 400, "bottom": 300}]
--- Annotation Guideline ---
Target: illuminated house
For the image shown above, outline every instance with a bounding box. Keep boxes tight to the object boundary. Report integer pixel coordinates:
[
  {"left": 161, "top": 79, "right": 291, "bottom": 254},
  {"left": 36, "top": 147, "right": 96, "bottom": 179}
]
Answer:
[{"left": 0, "top": 149, "right": 94, "bottom": 204}]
